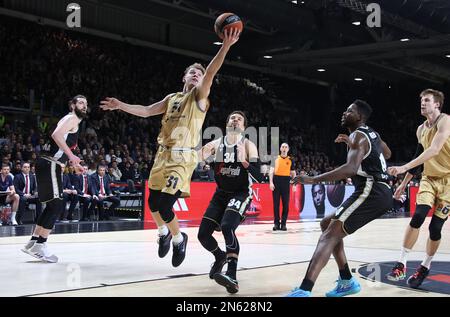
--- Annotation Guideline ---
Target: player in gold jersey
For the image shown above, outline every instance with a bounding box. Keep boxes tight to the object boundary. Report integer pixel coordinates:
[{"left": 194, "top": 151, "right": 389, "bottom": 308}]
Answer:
[
  {"left": 387, "top": 89, "right": 450, "bottom": 288},
  {"left": 100, "top": 29, "right": 240, "bottom": 267}
]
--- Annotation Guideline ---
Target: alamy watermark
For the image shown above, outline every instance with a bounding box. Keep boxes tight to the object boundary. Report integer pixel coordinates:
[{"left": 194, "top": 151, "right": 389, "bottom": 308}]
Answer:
[
  {"left": 66, "top": 263, "right": 82, "bottom": 288},
  {"left": 366, "top": 3, "right": 381, "bottom": 28},
  {"left": 66, "top": 3, "right": 81, "bottom": 28}
]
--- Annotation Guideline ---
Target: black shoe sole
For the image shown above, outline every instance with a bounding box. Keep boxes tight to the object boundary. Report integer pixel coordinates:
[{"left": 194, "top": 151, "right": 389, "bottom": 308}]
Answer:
[{"left": 213, "top": 273, "right": 239, "bottom": 294}]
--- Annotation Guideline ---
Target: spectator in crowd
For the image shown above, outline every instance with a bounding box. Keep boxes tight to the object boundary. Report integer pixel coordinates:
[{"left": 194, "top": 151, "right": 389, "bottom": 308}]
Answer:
[
  {"left": 14, "top": 162, "right": 42, "bottom": 224},
  {"left": 78, "top": 164, "right": 95, "bottom": 221},
  {"left": 0, "top": 163, "right": 20, "bottom": 225},
  {"left": 60, "top": 164, "right": 79, "bottom": 221},
  {"left": 90, "top": 164, "right": 120, "bottom": 220}
]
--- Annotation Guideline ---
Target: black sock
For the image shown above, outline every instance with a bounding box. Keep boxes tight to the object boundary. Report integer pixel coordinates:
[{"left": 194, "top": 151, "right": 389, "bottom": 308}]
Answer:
[
  {"left": 339, "top": 263, "right": 353, "bottom": 280},
  {"left": 37, "top": 236, "right": 47, "bottom": 244},
  {"left": 300, "top": 278, "right": 314, "bottom": 292},
  {"left": 30, "top": 236, "right": 39, "bottom": 241},
  {"left": 212, "top": 248, "right": 225, "bottom": 260},
  {"left": 226, "top": 257, "right": 238, "bottom": 280}
]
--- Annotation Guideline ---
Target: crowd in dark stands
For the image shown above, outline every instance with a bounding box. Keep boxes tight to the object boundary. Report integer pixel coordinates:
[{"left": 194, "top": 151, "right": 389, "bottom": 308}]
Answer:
[{"left": 0, "top": 16, "right": 430, "bottom": 224}]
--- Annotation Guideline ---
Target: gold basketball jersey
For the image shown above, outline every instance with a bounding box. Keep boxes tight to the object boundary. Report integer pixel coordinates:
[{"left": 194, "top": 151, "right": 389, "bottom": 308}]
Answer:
[
  {"left": 157, "top": 88, "right": 209, "bottom": 148},
  {"left": 420, "top": 114, "right": 450, "bottom": 177}
]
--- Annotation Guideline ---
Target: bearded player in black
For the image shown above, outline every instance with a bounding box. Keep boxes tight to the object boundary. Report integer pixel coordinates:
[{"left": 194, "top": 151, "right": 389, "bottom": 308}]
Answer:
[
  {"left": 198, "top": 111, "right": 263, "bottom": 294},
  {"left": 21, "top": 95, "right": 87, "bottom": 263}
]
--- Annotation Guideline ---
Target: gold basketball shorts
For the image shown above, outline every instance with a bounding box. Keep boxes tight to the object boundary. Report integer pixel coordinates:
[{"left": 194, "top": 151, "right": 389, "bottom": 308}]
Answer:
[
  {"left": 417, "top": 175, "right": 450, "bottom": 219},
  {"left": 149, "top": 146, "right": 198, "bottom": 197}
]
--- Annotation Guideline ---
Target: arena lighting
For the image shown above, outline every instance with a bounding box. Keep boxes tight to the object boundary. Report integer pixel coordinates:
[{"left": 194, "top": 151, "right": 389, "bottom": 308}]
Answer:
[
  {"left": 291, "top": 0, "right": 297, "bottom": 4},
  {"left": 354, "top": 77, "right": 363, "bottom": 81},
  {"left": 352, "top": 21, "right": 361, "bottom": 26},
  {"left": 317, "top": 68, "right": 326, "bottom": 72},
  {"left": 213, "top": 42, "right": 222, "bottom": 45},
  {"left": 446, "top": 54, "right": 450, "bottom": 58},
  {"left": 400, "top": 38, "right": 410, "bottom": 42},
  {"left": 263, "top": 55, "right": 273, "bottom": 59}
]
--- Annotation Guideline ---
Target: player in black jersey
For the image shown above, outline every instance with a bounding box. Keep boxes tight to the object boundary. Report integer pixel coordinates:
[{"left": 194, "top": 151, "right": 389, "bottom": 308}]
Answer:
[
  {"left": 286, "top": 100, "right": 392, "bottom": 297},
  {"left": 21, "top": 95, "right": 87, "bottom": 263},
  {"left": 198, "top": 111, "right": 263, "bottom": 294}
]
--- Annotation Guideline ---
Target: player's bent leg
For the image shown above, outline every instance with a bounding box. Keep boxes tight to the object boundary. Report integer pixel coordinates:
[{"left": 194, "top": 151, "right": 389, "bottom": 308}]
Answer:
[
  {"left": 387, "top": 204, "right": 432, "bottom": 281},
  {"left": 214, "top": 210, "right": 241, "bottom": 293},
  {"left": 198, "top": 218, "right": 226, "bottom": 279},
  {"left": 158, "top": 191, "right": 187, "bottom": 267},
  {"left": 407, "top": 215, "right": 446, "bottom": 288}
]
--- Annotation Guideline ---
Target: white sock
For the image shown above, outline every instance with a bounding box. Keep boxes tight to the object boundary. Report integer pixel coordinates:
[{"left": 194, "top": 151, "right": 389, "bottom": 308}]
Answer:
[
  {"left": 158, "top": 225, "right": 169, "bottom": 237},
  {"left": 172, "top": 232, "right": 184, "bottom": 245},
  {"left": 421, "top": 255, "right": 433, "bottom": 269},
  {"left": 399, "top": 247, "right": 411, "bottom": 266}
]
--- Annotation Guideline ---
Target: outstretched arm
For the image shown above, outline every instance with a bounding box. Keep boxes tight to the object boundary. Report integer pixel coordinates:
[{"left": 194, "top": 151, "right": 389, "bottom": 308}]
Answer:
[
  {"left": 389, "top": 116, "right": 450, "bottom": 176},
  {"left": 100, "top": 94, "right": 172, "bottom": 118},
  {"left": 198, "top": 138, "right": 220, "bottom": 161},
  {"left": 294, "top": 132, "right": 368, "bottom": 184},
  {"left": 196, "top": 29, "right": 240, "bottom": 111},
  {"left": 393, "top": 172, "right": 414, "bottom": 200}
]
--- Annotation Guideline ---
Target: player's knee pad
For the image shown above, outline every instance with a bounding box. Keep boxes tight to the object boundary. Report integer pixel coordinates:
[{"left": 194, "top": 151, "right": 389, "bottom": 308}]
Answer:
[
  {"left": 409, "top": 204, "right": 431, "bottom": 229},
  {"left": 198, "top": 218, "right": 216, "bottom": 242},
  {"left": 221, "top": 211, "right": 241, "bottom": 254},
  {"left": 429, "top": 215, "right": 446, "bottom": 241},
  {"left": 198, "top": 218, "right": 218, "bottom": 250},
  {"left": 158, "top": 191, "right": 181, "bottom": 223},
  {"left": 148, "top": 189, "right": 161, "bottom": 213},
  {"left": 222, "top": 227, "right": 240, "bottom": 255}
]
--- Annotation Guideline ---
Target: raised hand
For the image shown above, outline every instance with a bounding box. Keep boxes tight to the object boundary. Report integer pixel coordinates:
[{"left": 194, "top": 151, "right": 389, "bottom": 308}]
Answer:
[
  {"left": 335, "top": 134, "right": 351, "bottom": 146},
  {"left": 393, "top": 184, "right": 406, "bottom": 201},
  {"left": 100, "top": 97, "right": 122, "bottom": 111},
  {"left": 388, "top": 165, "right": 408, "bottom": 177},
  {"left": 222, "top": 28, "right": 240, "bottom": 48}
]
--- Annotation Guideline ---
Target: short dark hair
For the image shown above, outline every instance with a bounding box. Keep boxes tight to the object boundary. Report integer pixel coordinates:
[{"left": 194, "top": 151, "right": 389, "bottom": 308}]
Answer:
[
  {"left": 226, "top": 110, "right": 248, "bottom": 128},
  {"left": 68, "top": 95, "right": 87, "bottom": 111},
  {"left": 353, "top": 99, "right": 372, "bottom": 122},
  {"left": 1, "top": 163, "right": 10, "bottom": 169},
  {"left": 97, "top": 164, "right": 107, "bottom": 170}
]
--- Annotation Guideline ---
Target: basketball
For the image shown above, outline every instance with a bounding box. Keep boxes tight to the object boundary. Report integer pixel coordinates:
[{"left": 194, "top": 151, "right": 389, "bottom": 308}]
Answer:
[
  {"left": 326, "top": 184, "right": 346, "bottom": 207},
  {"left": 214, "top": 13, "right": 243, "bottom": 40}
]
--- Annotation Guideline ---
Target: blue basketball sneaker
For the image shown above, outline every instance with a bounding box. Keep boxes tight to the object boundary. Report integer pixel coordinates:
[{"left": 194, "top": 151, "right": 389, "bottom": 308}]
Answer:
[
  {"left": 285, "top": 287, "right": 311, "bottom": 297},
  {"left": 325, "top": 277, "right": 361, "bottom": 297}
]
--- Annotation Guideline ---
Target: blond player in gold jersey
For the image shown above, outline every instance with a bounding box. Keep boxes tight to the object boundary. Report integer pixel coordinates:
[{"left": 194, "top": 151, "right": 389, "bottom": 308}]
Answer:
[
  {"left": 100, "top": 29, "right": 240, "bottom": 267},
  {"left": 387, "top": 89, "right": 450, "bottom": 288}
]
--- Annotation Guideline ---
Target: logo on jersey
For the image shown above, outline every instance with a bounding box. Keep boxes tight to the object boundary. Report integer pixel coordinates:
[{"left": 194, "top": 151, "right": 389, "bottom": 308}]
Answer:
[
  {"left": 219, "top": 166, "right": 241, "bottom": 176},
  {"left": 171, "top": 101, "right": 182, "bottom": 113}
]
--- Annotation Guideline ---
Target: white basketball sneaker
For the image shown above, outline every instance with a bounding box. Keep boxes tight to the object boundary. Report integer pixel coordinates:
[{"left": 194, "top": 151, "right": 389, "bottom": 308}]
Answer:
[{"left": 28, "top": 242, "right": 59, "bottom": 263}]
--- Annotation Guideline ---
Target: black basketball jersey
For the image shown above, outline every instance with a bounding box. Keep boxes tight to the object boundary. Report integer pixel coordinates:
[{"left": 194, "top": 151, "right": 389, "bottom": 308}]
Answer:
[
  {"left": 212, "top": 136, "right": 252, "bottom": 192},
  {"left": 352, "top": 126, "right": 389, "bottom": 187},
  {"left": 42, "top": 115, "right": 79, "bottom": 163}
]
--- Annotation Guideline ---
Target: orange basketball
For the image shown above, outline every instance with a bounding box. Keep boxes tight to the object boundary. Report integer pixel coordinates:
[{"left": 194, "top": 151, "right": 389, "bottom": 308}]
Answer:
[{"left": 214, "top": 13, "right": 243, "bottom": 40}]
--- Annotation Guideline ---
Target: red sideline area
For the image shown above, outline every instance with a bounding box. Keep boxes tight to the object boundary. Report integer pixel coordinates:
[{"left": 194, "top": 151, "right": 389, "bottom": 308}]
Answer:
[
  {"left": 142, "top": 182, "right": 431, "bottom": 230},
  {"left": 143, "top": 181, "right": 302, "bottom": 229}
]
